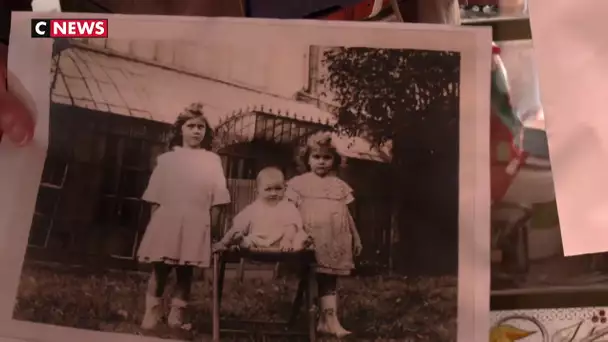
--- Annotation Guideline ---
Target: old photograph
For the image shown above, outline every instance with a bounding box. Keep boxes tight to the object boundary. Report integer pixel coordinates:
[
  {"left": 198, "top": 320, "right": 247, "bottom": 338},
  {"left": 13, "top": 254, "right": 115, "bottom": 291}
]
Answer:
[{"left": 1, "top": 13, "right": 491, "bottom": 342}]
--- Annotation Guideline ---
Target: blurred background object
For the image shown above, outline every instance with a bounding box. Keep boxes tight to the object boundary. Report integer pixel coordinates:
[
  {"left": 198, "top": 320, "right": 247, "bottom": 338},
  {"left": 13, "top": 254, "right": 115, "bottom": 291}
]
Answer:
[
  {"left": 460, "top": 0, "right": 499, "bottom": 19},
  {"left": 498, "top": 0, "right": 527, "bottom": 16},
  {"left": 30, "top": 0, "right": 531, "bottom": 35},
  {"left": 459, "top": 0, "right": 528, "bottom": 19},
  {"left": 247, "top": 0, "right": 366, "bottom": 18},
  {"left": 31, "top": 0, "right": 61, "bottom": 11},
  {"left": 58, "top": 0, "right": 246, "bottom": 16},
  {"left": 55, "top": 0, "right": 390, "bottom": 18}
]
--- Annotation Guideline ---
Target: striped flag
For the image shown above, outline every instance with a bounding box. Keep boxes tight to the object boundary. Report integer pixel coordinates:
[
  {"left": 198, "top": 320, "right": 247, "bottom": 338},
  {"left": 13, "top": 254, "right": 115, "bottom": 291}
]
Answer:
[{"left": 490, "top": 43, "right": 528, "bottom": 202}]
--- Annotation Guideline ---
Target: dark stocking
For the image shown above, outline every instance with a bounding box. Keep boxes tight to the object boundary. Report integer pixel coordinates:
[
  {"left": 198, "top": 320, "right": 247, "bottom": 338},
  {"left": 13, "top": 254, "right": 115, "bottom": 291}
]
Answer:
[
  {"left": 317, "top": 273, "right": 338, "bottom": 297},
  {"left": 148, "top": 262, "right": 172, "bottom": 297},
  {"left": 174, "top": 265, "right": 194, "bottom": 300}
]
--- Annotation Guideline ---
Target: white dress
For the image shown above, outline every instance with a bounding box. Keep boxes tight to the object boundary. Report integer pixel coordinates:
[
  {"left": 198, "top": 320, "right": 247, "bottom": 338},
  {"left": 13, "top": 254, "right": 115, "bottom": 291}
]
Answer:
[
  {"left": 137, "top": 147, "right": 231, "bottom": 268},
  {"left": 233, "top": 199, "right": 304, "bottom": 248}
]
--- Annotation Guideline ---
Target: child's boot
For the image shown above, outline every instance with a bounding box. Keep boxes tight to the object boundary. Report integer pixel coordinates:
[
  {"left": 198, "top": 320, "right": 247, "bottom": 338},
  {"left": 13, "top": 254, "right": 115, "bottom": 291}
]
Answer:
[
  {"left": 317, "top": 294, "right": 351, "bottom": 338},
  {"left": 167, "top": 297, "right": 187, "bottom": 328},
  {"left": 141, "top": 294, "right": 162, "bottom": 330}
]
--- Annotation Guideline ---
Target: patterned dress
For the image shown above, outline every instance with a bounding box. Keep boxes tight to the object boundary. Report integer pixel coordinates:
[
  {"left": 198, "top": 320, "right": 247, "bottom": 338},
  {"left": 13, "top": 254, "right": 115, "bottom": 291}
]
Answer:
[
  {"left": 137, "top": 147, "right": 231, "bottom": 268},
  {"left": 286, "top": 172, "right": 356, "bottom": 275}
]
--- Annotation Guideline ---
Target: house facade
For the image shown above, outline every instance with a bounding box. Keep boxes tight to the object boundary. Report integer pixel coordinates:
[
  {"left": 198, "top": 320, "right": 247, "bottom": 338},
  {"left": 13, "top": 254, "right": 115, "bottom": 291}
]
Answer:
[{"left": 29, "top": 38, "right": 393, "bottom": 271}]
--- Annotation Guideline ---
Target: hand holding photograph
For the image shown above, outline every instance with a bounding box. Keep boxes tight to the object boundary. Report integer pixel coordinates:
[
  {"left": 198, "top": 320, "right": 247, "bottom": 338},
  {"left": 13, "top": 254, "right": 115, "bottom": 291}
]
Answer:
[{"left": 0, "top": 13, "right": 491, "bottom": 342}]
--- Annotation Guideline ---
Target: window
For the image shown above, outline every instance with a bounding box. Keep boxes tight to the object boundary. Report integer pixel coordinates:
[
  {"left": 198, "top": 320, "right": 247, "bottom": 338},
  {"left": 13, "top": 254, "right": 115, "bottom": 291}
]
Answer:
[
  {"left": 29, "top": 214, "right": 52, "bottom": 248},
  {"left": 29, "top": 105, "right": 169, "bottom": 261},
  {"left": 41, "top": 158, "right": 68, "bottom": 186},
  {"left": 28, "top": 159, "right": 67, "bottom": 248},
  {"left": 99, "top": 128, "right": 166, "bottom": 259},
  {"left": 223, "top": 156, "right": 257, "bottom": 180},
  {"left": 27, "top": 107, "right": 73, "bottom": 249}
]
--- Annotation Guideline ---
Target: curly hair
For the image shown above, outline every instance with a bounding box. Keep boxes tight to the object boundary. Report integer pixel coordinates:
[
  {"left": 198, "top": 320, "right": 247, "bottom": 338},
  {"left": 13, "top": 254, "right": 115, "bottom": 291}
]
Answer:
[
  {"left": 168, "top": 102, "right": 214, "bottom": 150},
  {"left": 294, "top": 130, "right": 345, "bottom": 173}
]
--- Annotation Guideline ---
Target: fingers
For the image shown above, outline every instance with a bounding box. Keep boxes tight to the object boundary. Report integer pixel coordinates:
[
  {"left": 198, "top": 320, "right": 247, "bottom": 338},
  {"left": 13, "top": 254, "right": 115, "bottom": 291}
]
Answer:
[
  {"left": 0, "top": 92, "right": 34, "bottom": 146},
  {"left": 0, "top": 43, "right": 34, "bottom": 146},
  {"left": 354, "top": 244, "right": 362, "bottom": 256}
]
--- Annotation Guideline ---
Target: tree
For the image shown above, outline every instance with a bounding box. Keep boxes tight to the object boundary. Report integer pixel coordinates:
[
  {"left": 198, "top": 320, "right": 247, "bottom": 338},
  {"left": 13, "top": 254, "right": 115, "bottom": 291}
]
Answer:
[{"left": 322, "top": 47, "right": 461, "bottom": 275}]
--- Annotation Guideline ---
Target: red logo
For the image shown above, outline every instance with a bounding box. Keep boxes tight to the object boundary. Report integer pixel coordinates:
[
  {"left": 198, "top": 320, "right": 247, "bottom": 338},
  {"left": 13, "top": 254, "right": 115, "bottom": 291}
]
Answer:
[{"left": 31, "top": 19, "right": 108, "bottom": 38}]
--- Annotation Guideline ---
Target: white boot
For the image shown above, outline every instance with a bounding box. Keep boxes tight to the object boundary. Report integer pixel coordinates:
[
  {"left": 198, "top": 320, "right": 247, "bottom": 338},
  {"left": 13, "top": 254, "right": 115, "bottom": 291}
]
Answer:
[
  {"left": 141, "top": 294, "right": 162, "bottom": 330},
  {"left": 167, "top": 297, "right": 187, "bottom": 328},
  {"left": 317, "top": 294, "right": 351, "bottom": 338}
]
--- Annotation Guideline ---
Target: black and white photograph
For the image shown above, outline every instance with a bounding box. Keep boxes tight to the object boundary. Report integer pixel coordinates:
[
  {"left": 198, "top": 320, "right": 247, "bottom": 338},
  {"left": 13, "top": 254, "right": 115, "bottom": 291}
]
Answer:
[{"left": 0, "top": 14, "right": 491, "bottom": 342}]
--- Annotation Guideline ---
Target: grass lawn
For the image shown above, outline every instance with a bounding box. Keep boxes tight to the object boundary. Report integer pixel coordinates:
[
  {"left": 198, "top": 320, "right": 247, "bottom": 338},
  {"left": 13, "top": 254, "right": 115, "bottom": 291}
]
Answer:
[{"left": 14, "top": 261, "right": 457, "bottom": 341}]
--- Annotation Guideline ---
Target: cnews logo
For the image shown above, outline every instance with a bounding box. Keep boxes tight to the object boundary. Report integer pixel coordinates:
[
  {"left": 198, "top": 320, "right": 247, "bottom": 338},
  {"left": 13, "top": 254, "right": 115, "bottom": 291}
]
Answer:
[{"left": 31, "top": 19, "right": 108, "bottom": 38}]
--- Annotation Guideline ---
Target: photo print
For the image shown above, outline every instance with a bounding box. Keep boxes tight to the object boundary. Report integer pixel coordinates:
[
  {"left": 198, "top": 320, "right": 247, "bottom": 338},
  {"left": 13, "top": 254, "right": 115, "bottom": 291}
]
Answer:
[{"left": 0, "top": 13, "right": 491, "bottom": 342}]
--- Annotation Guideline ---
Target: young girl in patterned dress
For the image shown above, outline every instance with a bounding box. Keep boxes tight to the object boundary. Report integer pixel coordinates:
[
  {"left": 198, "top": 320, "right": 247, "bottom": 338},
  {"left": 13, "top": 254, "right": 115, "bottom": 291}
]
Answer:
[
  {"left": 286, "top": 131, "right": 363, "bottom": 338},
  {"left": 137, "top": 103, "right": 231, "bottom": 330}
]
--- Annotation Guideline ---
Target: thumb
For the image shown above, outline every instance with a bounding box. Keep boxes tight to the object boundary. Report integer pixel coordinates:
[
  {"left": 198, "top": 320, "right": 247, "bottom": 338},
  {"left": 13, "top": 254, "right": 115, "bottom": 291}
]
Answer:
[
  {"left": 0, "top": 44, "right": 34, "bottom": 146},
  {"left": 0, "top": 92, "right": 34, "bottom": 146}
]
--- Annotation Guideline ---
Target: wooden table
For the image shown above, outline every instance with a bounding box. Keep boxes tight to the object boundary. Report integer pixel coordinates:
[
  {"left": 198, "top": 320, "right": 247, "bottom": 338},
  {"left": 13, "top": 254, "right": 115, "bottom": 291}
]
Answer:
[{"left": 211, "top": 248, "right": 318, "bottom": 341}]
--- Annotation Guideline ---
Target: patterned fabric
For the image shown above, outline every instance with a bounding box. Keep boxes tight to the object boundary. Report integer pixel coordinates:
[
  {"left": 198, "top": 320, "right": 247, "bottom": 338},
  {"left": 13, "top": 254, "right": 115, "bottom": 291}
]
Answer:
[
  {"left": 286, "top": 172, "right": 356, "bottom": 275},
  {"left": 490, "top": 43, "right": 528, "bottom": 203}
]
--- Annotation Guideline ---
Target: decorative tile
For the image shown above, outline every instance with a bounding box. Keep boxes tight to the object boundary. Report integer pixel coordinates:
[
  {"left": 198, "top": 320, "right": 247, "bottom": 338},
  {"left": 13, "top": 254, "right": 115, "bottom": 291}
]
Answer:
[{"left": 491, "top": 308, "right": 608, "bottom": 342}]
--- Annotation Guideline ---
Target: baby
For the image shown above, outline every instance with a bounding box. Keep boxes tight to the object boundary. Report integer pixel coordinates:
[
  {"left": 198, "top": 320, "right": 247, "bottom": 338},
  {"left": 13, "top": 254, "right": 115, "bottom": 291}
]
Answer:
[{"left": 213, "top": 167, "right": 310, "bottom": 252}]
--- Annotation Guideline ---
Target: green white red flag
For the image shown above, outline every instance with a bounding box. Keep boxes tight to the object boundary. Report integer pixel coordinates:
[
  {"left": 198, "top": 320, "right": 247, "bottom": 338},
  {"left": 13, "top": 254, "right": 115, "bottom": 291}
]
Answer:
[{"left": 490, "top": 43, "right": 529, "bottom": 202}]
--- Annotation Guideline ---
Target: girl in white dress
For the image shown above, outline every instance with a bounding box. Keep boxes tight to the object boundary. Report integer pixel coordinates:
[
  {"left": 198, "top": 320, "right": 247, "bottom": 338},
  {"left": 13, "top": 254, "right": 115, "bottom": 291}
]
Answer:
[{"left": 137, "top": 103, "right": 231, "bottom": 329}]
